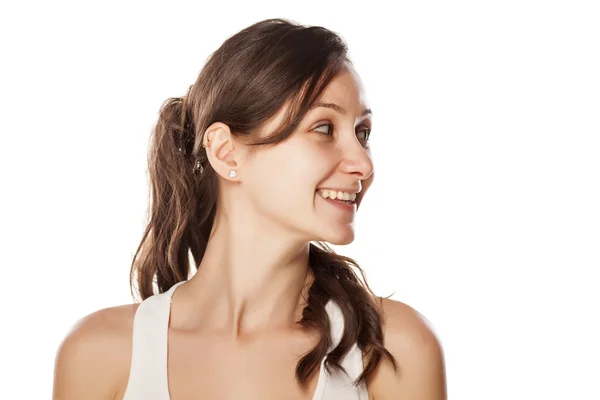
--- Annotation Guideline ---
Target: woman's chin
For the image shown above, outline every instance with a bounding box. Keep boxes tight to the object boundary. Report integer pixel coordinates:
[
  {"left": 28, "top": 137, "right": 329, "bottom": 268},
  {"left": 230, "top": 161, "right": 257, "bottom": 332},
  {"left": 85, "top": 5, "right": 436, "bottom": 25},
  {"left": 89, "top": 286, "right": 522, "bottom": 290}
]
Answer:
[
  {"left": 330, "top": 236, "right": 355, "bottom": 246},
  {"left": 318, "top": 227, "right": 356, "bottom": 246}
]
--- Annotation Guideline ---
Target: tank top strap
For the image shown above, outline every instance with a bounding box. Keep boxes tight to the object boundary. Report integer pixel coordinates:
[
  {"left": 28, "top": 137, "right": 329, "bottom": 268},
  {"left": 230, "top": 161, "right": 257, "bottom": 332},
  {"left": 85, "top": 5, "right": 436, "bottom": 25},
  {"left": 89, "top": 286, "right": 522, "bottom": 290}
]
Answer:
[
  {"left": 325, "top": 299, "right": 345, "bottom": 351},
  {"left": 122, "top": 281, "right": 185, "bottom": 400},
  {"left": 321, "top": 299, "right": 369, "bottom": 399}
]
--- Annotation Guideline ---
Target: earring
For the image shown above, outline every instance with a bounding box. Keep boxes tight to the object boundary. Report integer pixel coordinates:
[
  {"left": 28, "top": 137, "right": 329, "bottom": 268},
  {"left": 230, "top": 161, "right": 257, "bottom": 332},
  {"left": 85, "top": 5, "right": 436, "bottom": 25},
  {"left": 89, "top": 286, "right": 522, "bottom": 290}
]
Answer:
[{"left": 228, "top": 170, "right": 237, "bottom": 178}]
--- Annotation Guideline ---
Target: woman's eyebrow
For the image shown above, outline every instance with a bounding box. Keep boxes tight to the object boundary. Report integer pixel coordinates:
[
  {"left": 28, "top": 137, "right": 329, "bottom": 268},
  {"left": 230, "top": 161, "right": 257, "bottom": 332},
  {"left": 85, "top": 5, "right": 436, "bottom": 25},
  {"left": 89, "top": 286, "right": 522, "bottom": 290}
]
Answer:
[{"left": 313, "top": 102, "right": 372, "bottom": 117}]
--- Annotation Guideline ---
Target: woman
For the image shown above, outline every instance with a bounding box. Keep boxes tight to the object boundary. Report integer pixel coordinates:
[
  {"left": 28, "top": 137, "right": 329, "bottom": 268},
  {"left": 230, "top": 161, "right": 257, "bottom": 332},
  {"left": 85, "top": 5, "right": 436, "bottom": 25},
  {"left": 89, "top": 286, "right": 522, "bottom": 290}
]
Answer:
[{"left": 53, "top": 18, "right": 446, "bottom": 400}]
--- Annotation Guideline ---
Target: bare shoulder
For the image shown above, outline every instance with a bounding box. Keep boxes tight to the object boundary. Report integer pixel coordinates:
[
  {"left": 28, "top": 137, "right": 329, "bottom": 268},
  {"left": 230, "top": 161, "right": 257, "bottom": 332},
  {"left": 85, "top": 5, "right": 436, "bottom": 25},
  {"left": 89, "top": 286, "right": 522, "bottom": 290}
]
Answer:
[
  {"left": 52, "top": 303, "right": 140, "bottom": 400},
  {"left": 367, "top": 297, "right": 447, "bottom": 400}
]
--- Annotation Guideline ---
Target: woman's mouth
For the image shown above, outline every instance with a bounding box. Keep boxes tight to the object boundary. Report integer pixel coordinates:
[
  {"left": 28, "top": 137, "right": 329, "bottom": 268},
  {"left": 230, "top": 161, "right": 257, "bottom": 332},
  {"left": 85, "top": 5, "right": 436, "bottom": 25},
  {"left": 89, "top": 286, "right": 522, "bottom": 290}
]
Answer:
[{"left": 316, "top": 188, "right": 358, "bottom": 208}]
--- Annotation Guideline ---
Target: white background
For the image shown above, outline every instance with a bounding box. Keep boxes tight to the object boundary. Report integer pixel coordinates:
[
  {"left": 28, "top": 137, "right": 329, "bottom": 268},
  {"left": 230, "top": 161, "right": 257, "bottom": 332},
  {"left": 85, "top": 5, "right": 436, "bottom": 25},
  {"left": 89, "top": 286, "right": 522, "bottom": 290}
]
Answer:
[{"left": 1, "top": 1, "right": 598, "bottom": 399}]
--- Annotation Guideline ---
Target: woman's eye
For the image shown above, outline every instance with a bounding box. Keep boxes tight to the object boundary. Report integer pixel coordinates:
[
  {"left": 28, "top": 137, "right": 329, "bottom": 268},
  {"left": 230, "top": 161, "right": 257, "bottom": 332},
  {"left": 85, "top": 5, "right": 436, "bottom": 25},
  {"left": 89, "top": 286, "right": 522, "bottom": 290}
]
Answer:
[
  {"left": 313, "top": 123, "right": 334, "bottom": 135},
  {"left": 313, "top": 123, "right": 372, "bottom": 145},
  {"left": 315, "top": 123, "right": 371, "bottom": 149},
  {"left": 358, "top": 127, "right": 371, "bottom": 142}
]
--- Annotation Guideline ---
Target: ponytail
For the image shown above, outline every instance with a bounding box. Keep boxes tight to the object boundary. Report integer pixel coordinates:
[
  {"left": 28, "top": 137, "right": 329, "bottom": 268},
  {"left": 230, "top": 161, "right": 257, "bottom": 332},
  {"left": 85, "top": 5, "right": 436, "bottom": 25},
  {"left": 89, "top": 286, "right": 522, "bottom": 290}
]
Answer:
[{"left": 130, "top": 88, "right": 210, "bottom": 300}]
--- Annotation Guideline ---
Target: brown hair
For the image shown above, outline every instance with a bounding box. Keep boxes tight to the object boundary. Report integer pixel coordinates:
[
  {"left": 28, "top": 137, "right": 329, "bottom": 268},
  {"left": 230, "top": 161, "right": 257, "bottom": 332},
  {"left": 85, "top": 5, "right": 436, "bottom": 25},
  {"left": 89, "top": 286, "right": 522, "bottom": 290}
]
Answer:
[{"left": 129, "top": 17, "right": 398, "bottom": 390}]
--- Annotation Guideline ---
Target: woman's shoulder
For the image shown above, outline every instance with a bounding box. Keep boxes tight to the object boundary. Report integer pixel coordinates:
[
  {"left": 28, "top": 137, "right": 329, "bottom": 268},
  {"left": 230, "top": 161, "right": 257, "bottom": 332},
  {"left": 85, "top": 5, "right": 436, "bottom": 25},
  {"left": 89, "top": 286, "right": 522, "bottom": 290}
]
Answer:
[
  {"left": 366, "top": 297, "right": 447, "bottom": 399},
  {"left": 378, "top": 297, "right": 433, "bottom": 331},
  {"left": 53, "top": 303, "right": 141, "bottom": 399}
]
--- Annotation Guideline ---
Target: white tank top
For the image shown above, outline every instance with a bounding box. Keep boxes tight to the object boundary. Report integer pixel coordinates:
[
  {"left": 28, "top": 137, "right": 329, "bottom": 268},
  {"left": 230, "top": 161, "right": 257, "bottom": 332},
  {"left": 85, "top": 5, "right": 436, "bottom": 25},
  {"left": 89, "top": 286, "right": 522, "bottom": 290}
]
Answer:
[{"left": 122, "top": 281, "right": 369, "bottom": 400}]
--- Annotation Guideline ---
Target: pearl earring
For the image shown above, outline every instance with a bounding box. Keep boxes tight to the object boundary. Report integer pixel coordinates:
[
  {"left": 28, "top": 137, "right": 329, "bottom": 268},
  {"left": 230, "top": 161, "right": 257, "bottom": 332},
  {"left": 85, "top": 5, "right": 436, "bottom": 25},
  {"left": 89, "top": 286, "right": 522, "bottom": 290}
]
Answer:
[{"left": 228, "top": 170, "right": 237, "bottom": 178}]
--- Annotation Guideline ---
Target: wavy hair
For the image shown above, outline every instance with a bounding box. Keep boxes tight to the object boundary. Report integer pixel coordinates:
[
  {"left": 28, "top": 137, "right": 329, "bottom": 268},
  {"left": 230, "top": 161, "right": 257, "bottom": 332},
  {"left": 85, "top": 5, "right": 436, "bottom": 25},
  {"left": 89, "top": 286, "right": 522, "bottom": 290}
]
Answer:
[{"left": 129, "top": 17, "right": 398, "bottom": 390}]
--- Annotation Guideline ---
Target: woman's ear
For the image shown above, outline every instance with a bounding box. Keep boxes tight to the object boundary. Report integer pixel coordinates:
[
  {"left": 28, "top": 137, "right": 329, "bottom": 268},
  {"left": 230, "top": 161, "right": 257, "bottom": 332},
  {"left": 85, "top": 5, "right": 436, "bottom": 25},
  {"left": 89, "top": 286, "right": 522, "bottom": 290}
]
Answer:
[{"left": 203, "top": 122, "right": 239, "bottom": 179}]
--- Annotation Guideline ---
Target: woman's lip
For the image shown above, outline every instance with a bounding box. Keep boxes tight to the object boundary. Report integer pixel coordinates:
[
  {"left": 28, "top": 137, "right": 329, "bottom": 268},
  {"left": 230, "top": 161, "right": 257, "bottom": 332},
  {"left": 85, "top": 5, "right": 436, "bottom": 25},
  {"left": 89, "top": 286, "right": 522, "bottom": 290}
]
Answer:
[{"left": 317, "top": 193, "right": 356, "bottom": 211}]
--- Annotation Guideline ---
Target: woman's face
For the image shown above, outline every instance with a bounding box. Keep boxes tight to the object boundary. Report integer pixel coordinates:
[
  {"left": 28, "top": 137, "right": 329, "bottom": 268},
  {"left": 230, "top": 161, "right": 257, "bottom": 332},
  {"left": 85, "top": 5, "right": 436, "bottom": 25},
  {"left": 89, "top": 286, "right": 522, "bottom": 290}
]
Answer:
[{"left": 239, "top": 65, "right": 375, "bottom": 246}]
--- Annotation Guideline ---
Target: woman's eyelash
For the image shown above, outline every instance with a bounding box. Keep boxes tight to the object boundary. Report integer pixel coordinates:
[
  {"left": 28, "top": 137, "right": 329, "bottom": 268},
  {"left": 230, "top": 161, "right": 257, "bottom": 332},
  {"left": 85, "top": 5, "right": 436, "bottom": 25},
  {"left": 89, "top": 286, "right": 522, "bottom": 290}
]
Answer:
[{"left": 313, "top": 122, "right": 371, "bottom": 142}]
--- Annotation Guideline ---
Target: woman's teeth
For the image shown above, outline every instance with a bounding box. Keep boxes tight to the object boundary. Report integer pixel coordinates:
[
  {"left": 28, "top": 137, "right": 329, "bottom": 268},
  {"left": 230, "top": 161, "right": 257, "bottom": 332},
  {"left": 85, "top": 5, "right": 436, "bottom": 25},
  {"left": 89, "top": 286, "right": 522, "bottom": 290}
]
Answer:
[{"left": 317, "top": 189, "right": 357, "bottom": 203}]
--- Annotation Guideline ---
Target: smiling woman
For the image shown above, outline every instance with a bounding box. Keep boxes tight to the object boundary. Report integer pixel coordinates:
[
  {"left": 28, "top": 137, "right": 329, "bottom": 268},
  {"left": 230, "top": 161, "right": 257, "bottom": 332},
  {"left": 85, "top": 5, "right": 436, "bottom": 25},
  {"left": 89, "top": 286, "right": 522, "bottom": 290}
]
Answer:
[{"left": 52, "top": 17, "right": 446, "bottom": 400}]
